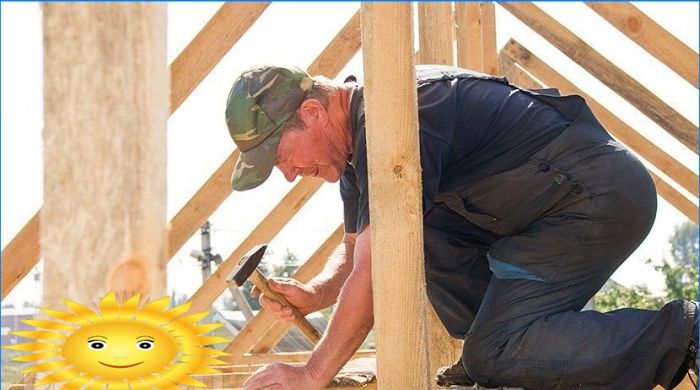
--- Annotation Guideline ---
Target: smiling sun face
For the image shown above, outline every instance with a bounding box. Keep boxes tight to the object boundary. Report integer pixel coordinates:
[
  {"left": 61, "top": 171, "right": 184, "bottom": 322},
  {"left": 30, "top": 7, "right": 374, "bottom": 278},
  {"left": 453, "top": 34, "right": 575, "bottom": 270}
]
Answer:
[
  {"left": 4, "top": 292, "right": 230, "bottom": 389},
  {"left": 62, "top": 321, "right": 177, "bottom": 380}
]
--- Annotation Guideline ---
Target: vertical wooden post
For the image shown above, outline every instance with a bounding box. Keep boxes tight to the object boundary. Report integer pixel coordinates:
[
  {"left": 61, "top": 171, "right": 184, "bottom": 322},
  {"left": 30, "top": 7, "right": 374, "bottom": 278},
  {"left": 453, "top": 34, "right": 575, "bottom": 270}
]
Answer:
[
  {"left": 42, "top": 3, "right": 168, "bottom": 307},
  {"left": 361, "top": 3, "right": 430, "bottom": 388},
  {"left": 455, "top": 3, "right": 483, "bottom": 70},
  {"left": 418, "top": 3, "right": 454, "bottom": 65},
  {"left": 480, "top": 3, "right": 499, "bottom": 75},
  {"left": 417, "top": 1, "right": 463, "bottom": 382}
]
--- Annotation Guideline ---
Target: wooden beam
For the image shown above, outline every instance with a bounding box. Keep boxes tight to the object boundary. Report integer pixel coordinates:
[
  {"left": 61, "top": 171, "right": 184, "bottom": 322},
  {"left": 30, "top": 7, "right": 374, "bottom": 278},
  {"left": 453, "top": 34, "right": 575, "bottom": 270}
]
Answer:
[
  {"left": 418, "top": 3, "right": 454, "bottom": 65},
  {"left": 42, "top": 3, "right": 168, "bottom": 305},
  {"left": 239, "top": 350, "right": 375, "bottom": 365},
  {"left": 501, "top": 43, "right": 698, "bottom": 223},
  {"left": 499, "top": 2, "right": 698, "bottom": 152},
  {"left": 416, "top": 1, "right": 463, "bottom": 380},
  {"left": 480, "top": 3, "right": 499, "bottom": 75},
  {"left": 361, "top": 3, "right": 430, "bottom": 388},
  {"left": 170, "top": 3, "right": 270, "bottom": 113},
  {"left": 1, "top": 213, "right": 39, "bottom": 299},
  {"left": 455, "top": 3, "right": 483, "bottom": 71},
  {"left": 250, "top": 225, "right": 345, "bottom": 353},
  {"left": 308, "top": 10, "right": 362, "bottom": 77},
  {"left": 223, "top": 225, "right": 344, "bottom": 362},
  {"left": 501, "top": 39, "right": 698, "bottom": 198},
  {"left": 499, "top": 53, "right": 545, "bottom": 90},
  {"left": 586, "top": 2, "right": 698, "bottom": 87},
  {"left": 1, "top": 7, "right": 362, "bottom": 301}
]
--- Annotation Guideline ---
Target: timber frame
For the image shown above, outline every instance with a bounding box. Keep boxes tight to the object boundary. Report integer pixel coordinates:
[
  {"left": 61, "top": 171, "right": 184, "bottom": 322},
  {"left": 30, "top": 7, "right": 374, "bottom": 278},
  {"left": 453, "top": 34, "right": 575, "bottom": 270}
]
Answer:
[{"left": 4, "top": 3, "right": 697, "bottom": 389}]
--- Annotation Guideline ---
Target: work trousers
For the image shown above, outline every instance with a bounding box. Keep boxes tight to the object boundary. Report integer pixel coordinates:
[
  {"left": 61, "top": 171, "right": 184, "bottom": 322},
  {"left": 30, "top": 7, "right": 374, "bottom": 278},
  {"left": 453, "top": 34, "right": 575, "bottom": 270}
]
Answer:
[{"left": 425, "top": 105, "right": 696, "bottom": 389}]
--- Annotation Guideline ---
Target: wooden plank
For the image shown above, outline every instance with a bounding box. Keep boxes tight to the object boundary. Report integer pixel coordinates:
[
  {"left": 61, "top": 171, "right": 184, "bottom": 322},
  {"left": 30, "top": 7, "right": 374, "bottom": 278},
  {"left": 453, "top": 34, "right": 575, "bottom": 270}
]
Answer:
[
  {"left": 361, "top": 3, "right": 430, "bottom": 388},
  {"left": 586, "top": 2, "right": 698, "bottom": 87},
  {"left": 649, "top": 171, "right": 698, "bottom": 224},
  {"left": 170, "top": 3, "right": 270, "bottom": 112},
  {"left": 455, "top": 3, "right": 483, "bottom": 71},
  {"left": 239, "top": 350, "right": 375, "bottom": 365},
  {"left": 499, "top": 2, "right": 698, "bottom": 152},
  {"left": 417, "top": 2, "right": 464, "bottom": 382},
  {"left": 499, "top": 53, "right": 545, "bottom": 90},
  {"left": 187, "top": 177, "right": 324, "bottom": 314},
  {"left": 0, "top": 7, "right": 362, "bottom": 301},
  {"left": 308, "top": 10, "right": 361, "bottom": 77},
  {"left": 42, "top": 3, "right": 167, "bottom": 305},
  {"left": 480, "top": 3, "right": 499, "bottom": 75},
  {"left": 501, "top": 43, "right": 698, "bottom": 224},
  {"left": 250, "top": 225, "right": 345, "bottom": 353},
  {"left": 1, "top": 213, "right": 39, "bottom": 299},
  {"left": 418, "top": 3, "right": 454, "bottom": 65},
  {"left": 501, "top": 39, "right": 698, "bottom": 198}
]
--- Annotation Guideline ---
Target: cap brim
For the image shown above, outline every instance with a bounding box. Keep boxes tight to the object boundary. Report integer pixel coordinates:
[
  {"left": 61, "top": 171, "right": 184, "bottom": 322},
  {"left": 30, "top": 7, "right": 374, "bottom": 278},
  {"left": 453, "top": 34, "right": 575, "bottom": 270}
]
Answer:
[{"left": 231, "top": 126, "right": 282, "bottom": 191}]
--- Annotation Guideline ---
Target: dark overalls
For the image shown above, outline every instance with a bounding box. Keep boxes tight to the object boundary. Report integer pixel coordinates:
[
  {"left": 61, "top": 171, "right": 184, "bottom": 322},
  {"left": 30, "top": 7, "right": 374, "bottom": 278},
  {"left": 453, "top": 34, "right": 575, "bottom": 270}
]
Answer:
[{"left": 418, "top": 68, "right": 697, "bottom": 389}]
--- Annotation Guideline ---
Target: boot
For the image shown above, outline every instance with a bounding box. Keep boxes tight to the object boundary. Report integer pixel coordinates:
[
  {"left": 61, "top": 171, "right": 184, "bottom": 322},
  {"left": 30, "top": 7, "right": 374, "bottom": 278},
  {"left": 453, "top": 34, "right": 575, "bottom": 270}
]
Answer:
[{"left": 436, "top": 358, "right": 475, "bottom": 387}]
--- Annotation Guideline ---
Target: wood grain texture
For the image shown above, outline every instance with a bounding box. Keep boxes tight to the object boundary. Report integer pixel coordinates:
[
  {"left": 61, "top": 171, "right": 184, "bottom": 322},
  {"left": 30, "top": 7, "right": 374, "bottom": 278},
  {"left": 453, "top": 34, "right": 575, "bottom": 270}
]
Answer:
[
  {"left": 42, "top": 3, "right": 168, "bottom": 305},
  {"left": 250, "top": 225, "right": 344, "bottom": 353},
  {"left": 417, "top": 2, "right": 464, "bottom": 381},
  {"left": 499, "top": 53, "right": 545, "bottom": 90},
  {"left": 455, "top": 3, "right": 483, "bottom": 71},
  {"left": 170, "top": 3, "right": 269, "bottom": 112},
  {"left": 418, "top": 3, "right": 454, "bottom": 65},
  {"left": 480, "top": 3, "right": 499, "bottom": 75},
  {"left": 308, "top": 10, "right": 362, "bottom": 77},
  {"left": 238, "top": 350, "right": 375, "bottom": 366},
  {"left": 499, "top": 2, "right": 698, "bottom": 151},
  {"left": 1, "top": 213, "right": 39, "bottom": 299},
  {"left": 502, "top": 39, "right": 698, "bottom": 198},
  {"left": 586, "top": 2, "right": 698, "bottom": 87},
  {"left": 361, "top": 3, "right": 430, "bottom": 388}
]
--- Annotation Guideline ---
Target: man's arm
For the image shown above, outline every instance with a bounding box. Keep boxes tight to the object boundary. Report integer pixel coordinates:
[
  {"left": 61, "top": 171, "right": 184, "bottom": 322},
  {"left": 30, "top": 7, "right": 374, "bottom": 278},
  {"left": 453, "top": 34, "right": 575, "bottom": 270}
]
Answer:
[
  {"left": 243, "top": 226, "right": 373, "bottom": 389},
  {"left": 254, "top": 233, "right": 357, "bottom": 320}
]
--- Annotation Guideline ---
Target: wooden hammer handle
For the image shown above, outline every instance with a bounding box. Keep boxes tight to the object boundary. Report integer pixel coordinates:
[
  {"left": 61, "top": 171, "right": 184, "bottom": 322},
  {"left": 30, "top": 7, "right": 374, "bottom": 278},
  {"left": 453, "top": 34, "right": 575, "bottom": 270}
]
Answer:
[{"left": 249, "top": 269, "right": 322, "bottom": 344}]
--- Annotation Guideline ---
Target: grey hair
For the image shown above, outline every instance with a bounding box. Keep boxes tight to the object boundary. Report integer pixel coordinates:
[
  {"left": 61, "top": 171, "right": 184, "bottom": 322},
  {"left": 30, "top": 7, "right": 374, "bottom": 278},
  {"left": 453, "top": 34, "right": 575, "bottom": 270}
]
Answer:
[{"left": 283, "top": 76, "right": 335, "bottom": 130}]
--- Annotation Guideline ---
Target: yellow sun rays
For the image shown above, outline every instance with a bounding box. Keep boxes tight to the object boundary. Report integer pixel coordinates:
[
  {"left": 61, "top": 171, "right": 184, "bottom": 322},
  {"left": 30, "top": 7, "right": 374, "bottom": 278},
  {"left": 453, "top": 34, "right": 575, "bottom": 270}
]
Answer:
[{"left": 4, "top": 291, "right": 230, "bottom": 389}]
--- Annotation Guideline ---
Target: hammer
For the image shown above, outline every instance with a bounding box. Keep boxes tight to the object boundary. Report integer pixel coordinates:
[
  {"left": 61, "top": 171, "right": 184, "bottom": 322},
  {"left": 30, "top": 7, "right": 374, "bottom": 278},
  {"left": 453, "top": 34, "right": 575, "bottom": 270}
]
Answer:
[{"left": 227, "top": 244, "right": 322, "bottom": 344}]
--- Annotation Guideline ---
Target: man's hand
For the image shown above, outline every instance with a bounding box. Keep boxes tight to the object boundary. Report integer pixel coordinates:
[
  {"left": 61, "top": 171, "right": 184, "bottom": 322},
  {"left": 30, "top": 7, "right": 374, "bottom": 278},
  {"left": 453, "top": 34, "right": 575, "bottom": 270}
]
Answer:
[
  {"left": 243, "top": 362, "right": 323, "bottom": 390},
  {"left": 251, "top": 278, "right": 320, "bottom": 321}
]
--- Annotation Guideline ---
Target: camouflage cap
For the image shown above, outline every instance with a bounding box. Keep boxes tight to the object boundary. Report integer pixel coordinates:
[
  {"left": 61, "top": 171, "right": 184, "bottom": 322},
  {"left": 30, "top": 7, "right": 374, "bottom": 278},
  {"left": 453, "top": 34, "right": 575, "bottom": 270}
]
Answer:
[{"left": 226, "top": 65, "right": 314, "bottom": 191}]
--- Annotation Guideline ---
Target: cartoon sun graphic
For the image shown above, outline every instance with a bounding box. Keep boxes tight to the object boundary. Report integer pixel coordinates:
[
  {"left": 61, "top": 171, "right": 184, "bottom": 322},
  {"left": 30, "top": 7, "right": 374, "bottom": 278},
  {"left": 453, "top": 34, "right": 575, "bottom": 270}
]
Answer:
[{"left": 4, "top": 291, "right": 230, "bottom": 389}]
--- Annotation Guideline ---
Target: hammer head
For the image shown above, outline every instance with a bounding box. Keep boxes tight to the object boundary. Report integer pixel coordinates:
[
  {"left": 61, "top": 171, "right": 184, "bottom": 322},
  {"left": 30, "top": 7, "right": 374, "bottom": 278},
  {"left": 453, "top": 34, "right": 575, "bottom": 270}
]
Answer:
[{"left": 228, "top": 244, "right": 267, "bottom": 287}]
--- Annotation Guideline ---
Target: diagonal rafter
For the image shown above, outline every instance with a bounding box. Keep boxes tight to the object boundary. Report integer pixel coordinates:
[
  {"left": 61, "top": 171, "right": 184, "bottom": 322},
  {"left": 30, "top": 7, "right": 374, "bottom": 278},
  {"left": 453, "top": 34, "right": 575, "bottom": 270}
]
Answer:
[
  {"left": 585, "top": 2, "right": 698, "bottom": 88},
  {"left": 499, "top": 2, "right": 698, "bottom": 152},
  {"left": 2, "top": 3, "right": 270, "bottom": 300}
]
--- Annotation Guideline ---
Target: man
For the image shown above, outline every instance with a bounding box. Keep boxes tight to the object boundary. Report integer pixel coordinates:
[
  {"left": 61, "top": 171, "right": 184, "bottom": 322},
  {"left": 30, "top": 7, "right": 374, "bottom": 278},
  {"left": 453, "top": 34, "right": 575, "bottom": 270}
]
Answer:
[{"left": 225, "top": 65, "right": 697, "bottom": 389}]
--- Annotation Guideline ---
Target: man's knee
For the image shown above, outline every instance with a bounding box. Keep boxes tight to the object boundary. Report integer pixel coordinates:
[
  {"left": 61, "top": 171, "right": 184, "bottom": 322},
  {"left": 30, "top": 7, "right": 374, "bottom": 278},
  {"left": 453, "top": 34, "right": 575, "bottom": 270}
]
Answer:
[{"left": 462, "top": 332, "right": 498, "bottom": 383}]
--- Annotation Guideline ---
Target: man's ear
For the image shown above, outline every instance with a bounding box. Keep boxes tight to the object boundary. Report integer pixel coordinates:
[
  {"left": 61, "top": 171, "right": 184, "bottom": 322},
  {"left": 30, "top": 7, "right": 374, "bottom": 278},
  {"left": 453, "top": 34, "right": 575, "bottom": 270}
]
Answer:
[{"left": 299, "top": 99, "right": 328, "bottom": 125}]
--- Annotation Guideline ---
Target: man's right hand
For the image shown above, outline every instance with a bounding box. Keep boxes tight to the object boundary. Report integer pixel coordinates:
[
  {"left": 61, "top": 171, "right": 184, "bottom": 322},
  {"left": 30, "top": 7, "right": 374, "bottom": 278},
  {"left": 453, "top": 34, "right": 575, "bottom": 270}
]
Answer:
[{"left": 251, "top": 278, "right": 321, "bottom": 322}]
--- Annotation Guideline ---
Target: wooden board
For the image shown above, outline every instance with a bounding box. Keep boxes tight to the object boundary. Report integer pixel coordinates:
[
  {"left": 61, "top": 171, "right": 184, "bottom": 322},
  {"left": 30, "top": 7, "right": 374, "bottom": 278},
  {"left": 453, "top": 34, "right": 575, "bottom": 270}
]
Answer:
[
  {"left": 480, "top": 3, "right": 499, "bottom": 75},
  {"left": 418, "top": 3, "right": 454, "bottom": 65},
  {"left": 42, "top": 3, "right": 167, "bottom": 305},
  {"left": 455, "top": 3, "right": 483, "bottom": 71},
  {"left": 170, "top": 3, "right": 270, "bottom": 112},
  {"left": 361, "top": 3, "right": 431, "bottom": 388},
  {"left": 499, "top": 2, "right": 698, "bottom": 152},
  {"left": 586, "top": 2, "right": 698, "bottom": 87}
]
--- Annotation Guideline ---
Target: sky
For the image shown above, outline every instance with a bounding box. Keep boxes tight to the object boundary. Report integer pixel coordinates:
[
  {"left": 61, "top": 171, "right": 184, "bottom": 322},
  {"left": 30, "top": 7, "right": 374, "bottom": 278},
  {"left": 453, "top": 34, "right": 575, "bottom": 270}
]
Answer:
[{"left": 1, "top": 2, "right": 698, "bottom": 308}]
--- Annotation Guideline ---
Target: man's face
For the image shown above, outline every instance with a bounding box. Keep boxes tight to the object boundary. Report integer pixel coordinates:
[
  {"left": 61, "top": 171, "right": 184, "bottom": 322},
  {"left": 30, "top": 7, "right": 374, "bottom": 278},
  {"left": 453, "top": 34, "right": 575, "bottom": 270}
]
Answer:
[{"left": 275, "top": 103, "right": 348, "bottom": 183}]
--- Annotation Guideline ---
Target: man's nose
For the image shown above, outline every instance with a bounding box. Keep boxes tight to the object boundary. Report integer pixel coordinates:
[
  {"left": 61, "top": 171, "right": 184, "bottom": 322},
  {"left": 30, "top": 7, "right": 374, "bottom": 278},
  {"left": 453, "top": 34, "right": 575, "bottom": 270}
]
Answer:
[{"left": 278, "top": 165, "right": 298, "bottom": 182}]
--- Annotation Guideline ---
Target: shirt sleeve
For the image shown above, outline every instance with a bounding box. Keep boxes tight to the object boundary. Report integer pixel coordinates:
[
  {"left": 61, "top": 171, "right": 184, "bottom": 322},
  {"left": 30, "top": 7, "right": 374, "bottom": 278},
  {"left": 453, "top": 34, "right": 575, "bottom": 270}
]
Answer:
[{"left": 339, "top": 164, "right": 360, "bottom": 234}]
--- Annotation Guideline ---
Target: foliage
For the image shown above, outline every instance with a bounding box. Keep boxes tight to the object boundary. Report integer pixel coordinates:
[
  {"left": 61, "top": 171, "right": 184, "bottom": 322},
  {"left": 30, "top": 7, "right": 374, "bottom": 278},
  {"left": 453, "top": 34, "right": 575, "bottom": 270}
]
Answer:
[{"left": 595, "top": 280, "right": 664, "bottom": 312}]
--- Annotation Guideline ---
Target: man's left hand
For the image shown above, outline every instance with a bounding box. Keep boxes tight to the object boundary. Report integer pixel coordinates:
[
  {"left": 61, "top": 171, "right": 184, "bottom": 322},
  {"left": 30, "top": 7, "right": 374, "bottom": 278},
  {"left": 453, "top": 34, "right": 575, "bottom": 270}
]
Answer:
[{"left": 243, "top": 362, "right": 324, "bottom": 390}]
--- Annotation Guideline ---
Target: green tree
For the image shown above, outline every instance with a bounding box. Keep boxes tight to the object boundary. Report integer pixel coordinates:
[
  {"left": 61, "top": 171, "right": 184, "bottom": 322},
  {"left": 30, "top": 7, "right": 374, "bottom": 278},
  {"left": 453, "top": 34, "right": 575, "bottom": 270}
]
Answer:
[
  {"left": 654, "top": 221, "right": 698, "bottom": 301},
  {"left": 595, "top": 280, "right": 664, "bottom": 312},
  {"left": 273, "top": 249, "right": 299, "bottom": 278}
]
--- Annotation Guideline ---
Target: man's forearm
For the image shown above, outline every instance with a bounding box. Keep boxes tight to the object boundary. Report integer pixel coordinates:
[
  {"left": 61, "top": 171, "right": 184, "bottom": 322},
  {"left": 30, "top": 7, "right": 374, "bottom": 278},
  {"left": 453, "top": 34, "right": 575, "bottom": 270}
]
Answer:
[
  {"left": 308, "top": 233, "right": 356, "bottom": 309},
  {"left": 305, "top": 229, "right": 373, "bottom": 386}
]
